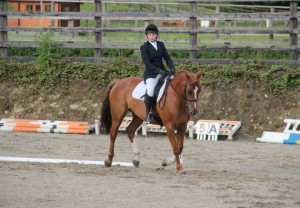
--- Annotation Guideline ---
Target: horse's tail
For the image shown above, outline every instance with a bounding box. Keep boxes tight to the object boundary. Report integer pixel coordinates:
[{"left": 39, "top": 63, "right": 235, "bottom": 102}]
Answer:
[{"left": 100, "top": 79, "right": 119, "bottom": 134}]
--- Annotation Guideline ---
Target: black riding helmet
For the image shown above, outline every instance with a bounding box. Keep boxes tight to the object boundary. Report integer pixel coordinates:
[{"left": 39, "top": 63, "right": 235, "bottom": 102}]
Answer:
[{"left": 145, "top": 24, "right": 159, "bottom": 34}]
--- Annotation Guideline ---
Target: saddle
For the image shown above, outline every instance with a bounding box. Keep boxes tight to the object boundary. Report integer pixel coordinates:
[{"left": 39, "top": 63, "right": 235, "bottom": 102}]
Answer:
[{"left": 132, "top": 77, "right": 170, "bottom": 126}]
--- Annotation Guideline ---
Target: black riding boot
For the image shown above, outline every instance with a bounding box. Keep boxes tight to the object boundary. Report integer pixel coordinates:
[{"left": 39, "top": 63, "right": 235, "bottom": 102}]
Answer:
[{"left": 145, "top": 94, "right": 154, "bottom": 124}]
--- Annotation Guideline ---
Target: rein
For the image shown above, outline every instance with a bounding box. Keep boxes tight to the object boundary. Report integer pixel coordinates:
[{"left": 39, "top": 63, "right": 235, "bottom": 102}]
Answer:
[{"left": 158, "top": 77, "right": 170, "bottom": 109}]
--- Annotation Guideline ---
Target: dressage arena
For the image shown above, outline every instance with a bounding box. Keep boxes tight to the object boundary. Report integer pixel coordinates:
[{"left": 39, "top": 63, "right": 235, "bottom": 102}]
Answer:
[{"left": 0, "top": 131, "right": 299, "bottom": 208}]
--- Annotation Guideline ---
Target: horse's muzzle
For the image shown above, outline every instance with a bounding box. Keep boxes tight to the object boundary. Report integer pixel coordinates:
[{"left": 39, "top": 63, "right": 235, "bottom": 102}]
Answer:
[{"left": 191, "top": 109, "right": 198, "bottom": 116}]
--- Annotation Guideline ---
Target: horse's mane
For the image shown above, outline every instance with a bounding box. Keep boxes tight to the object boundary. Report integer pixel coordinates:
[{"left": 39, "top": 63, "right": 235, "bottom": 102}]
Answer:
[
  {"left": 176, "top": 70, "right": 194, "bottom": 76},
  {"left": 173, "top": 70, "right": 200, "bottom": 83},
  {"left": 171, "top": 70, "right": 194, "bottom": 84}
]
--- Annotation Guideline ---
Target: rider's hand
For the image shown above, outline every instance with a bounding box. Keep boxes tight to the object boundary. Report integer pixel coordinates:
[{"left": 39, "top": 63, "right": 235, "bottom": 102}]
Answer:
[
  {"left": 159, "top": 69, "right": 168, "bottom": 77},
  {"left": 170, "top": 68, "right": 176, "bottom": 76}
]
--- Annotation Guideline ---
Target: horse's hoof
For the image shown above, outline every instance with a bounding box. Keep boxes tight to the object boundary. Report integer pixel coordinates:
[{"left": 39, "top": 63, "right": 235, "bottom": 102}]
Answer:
[
  {"left": 104, "top": 160, "right": 112, "bottom": 167},
  {"left": 155, "top": 167, "right": 165, "bottom": 171},
  {"left": 162, "top": 160, "right": 167, "bottom": 167},
  {"left": 132, "top": 160, "right": 140, "bottom": 168},
  {"left": 179, "top": 170, "right": 187, "bottom": 176}
]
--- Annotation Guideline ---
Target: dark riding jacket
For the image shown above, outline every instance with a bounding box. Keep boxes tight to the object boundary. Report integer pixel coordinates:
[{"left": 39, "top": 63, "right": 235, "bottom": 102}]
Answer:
[{"left": 140, "top": 41, "right": 174, "bottom": 80}]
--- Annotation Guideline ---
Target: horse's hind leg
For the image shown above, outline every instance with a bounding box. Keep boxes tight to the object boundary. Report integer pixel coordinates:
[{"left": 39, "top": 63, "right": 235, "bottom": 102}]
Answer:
[
  {"left": 105, "top": 113, "right": 127, "bottom": 167},
  {"left": 126, "top": 113, "right": 143, "bottom": 167},
  {"left": 105, "top": 120, "right": 120, "bottom": 167}
]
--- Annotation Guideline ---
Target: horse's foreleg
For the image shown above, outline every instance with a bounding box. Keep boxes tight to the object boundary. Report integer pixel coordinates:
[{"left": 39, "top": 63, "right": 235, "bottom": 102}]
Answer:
[
  {"left": 174, "top": 127, "right": 186, "bottom": 172},
  {"left": 162, "top": 155, "right": 175, "bottom": 166},
  {"left": 164, "top": 126, "right": 184, "bottom": 172}
]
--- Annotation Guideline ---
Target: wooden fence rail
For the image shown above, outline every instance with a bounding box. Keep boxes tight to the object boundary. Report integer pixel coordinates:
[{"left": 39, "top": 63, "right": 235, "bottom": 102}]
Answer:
[{"left": 0, "top": 0, "right": 299, "bottom": 65}]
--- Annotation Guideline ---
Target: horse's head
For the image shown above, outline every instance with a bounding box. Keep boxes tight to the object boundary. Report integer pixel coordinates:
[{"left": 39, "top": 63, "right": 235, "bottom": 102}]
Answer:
[{"left": 182, "top": 69, "right": 202, "bottom": 116}]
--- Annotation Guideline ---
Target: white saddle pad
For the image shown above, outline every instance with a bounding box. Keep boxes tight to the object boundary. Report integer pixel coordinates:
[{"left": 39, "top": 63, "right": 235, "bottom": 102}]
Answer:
[{"left": 132, "top": 78, "right": 168, "bottom": 102}]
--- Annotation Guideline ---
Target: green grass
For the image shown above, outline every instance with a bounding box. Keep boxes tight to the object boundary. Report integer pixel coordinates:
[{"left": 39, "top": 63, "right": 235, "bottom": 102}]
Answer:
[
  {"left": 80, "top": 3, "right": 94, "bottom": 12},
  {"left": 79, "top": 2, "right": 217, "bottom": 13},
  {"left": 6, "top": 2, "right": 294, "bottom": 61},
  {"left": 80, "top": 2, "right": 152, "bottom": 12},
  {"left": 8, "top": 4, "right": 14, "bottom": 11},
  {"left": 8, "top": 29, "right": 290, "bottom": 48}
]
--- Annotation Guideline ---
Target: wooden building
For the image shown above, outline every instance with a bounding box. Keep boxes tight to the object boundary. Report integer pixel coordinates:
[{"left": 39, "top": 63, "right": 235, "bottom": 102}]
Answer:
[{"left": 8, "top": 0, "right": 81, "bottom": 27}]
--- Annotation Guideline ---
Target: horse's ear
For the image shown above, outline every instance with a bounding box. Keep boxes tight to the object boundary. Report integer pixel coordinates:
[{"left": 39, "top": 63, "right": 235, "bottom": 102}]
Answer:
[{"left": 196, "top": 69, "right": 203, "bottom": 79}]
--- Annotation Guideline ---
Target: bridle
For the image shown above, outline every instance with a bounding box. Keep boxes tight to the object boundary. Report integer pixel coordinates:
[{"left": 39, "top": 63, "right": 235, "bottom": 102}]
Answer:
[
  {"left": 168, "top": 79, "right": 199, "bottom": 115},
  {"left": 183, "top": 81, "right": 198, "bottom": 103},
  {"left": 183, "top": 81, "right": 199, "bottom": 115}
]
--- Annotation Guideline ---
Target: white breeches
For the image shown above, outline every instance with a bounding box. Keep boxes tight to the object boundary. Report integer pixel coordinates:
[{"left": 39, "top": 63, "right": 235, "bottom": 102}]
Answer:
[{"left": 145, "top": 74, "right": 162, "bottom": 97}]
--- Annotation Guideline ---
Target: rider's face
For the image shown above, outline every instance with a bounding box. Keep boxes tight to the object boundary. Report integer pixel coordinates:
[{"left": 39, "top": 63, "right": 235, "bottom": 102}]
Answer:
[{"left": 147, "top": 33, "right": 158, "bottom": 42}]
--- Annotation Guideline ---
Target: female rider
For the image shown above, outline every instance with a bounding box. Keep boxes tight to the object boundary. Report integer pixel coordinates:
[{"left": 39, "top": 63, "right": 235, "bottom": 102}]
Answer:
[{"left": 140, "top": 24, "right": 176, "bottom": 124}]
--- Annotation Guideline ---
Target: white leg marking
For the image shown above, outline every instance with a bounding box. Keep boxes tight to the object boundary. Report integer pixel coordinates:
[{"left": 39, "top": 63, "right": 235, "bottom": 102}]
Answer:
[
  {"left": 180, "top": 153, "right": 184, "bottom": 163},
  {"left": 131, "top": 139, "right": 140, "bottom": 162},
  {"left": 165, "top": 155, "right": 176, "bottom": 166}
]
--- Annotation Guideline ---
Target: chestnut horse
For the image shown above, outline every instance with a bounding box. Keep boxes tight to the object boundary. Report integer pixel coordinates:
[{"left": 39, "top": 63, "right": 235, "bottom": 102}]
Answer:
[{"left": 100, "top": 70, "right": 202, "bottom": 172}]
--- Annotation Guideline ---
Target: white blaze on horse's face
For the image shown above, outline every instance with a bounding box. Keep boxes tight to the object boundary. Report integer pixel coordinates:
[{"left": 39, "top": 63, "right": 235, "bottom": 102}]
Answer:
[
  {"left": 185, "top": 83, "right": 199, "bottom": 116},
  {"left": 194, "top": 86, "right": 198, "bottom": 109}
]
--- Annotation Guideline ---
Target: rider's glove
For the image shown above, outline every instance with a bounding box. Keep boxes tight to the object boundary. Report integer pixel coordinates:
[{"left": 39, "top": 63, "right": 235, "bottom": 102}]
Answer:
[
  {"left": 159, "top": 69, "right": 168, "bottom": 77},
  {"left": 170, "top": 68, "right": 176, "bottom": 76}
]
